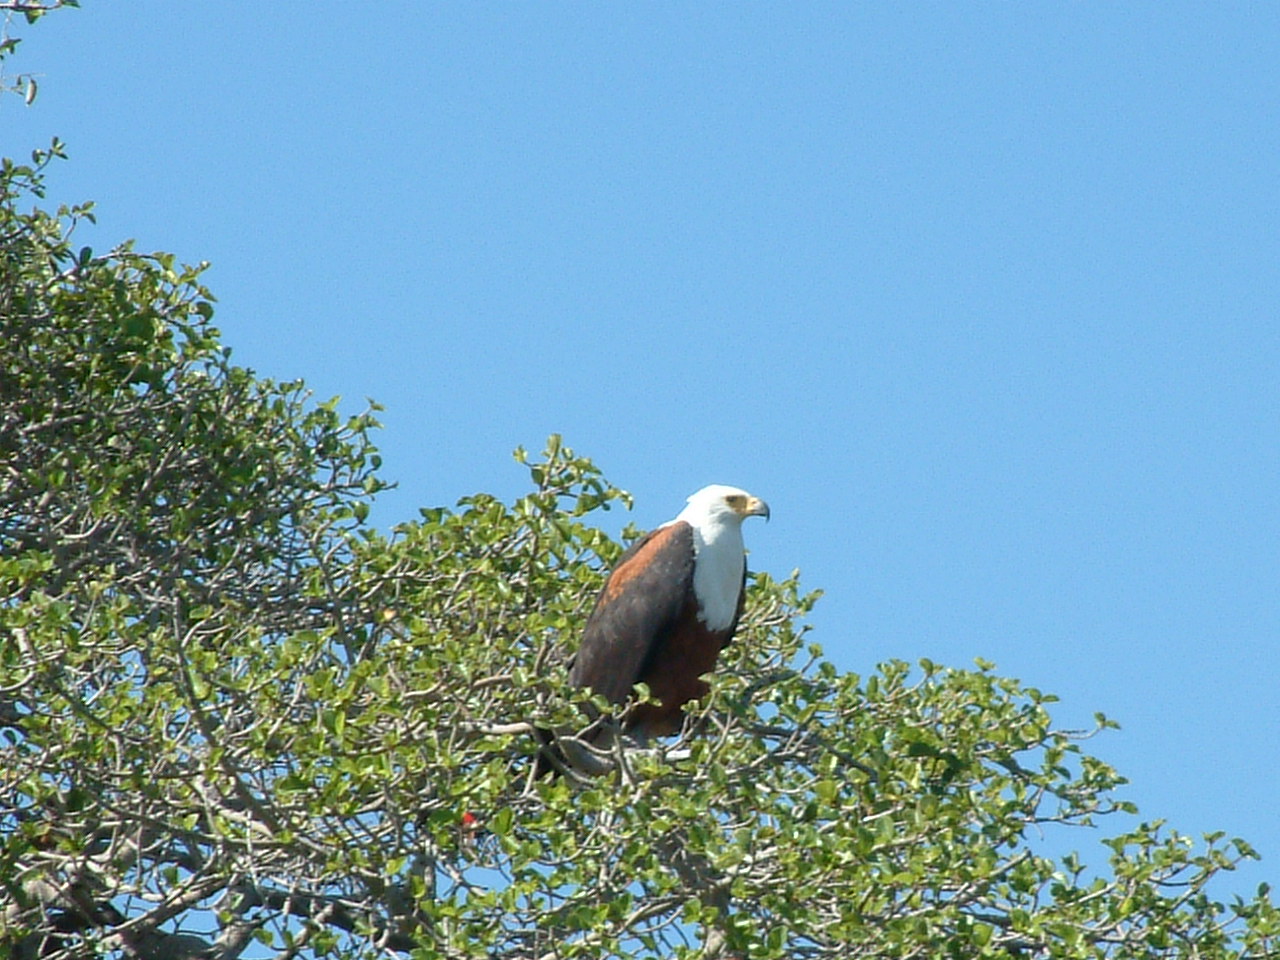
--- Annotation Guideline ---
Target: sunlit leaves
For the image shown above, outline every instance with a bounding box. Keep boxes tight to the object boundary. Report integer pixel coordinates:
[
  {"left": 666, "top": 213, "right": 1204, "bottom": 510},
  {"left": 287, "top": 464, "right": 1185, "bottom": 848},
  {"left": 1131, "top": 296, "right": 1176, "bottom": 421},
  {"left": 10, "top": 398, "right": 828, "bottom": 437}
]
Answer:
[{"left": 2, "top": 141, "right": 1278, "bottom": 960}]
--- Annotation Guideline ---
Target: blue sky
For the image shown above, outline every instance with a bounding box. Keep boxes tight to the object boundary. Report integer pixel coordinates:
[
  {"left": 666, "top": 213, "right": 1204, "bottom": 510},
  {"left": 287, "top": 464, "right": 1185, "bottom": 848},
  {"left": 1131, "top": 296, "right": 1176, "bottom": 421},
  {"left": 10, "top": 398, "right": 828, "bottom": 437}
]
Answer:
[{"left": 5, "top": 3, "right": 1277, "bottom": 898}]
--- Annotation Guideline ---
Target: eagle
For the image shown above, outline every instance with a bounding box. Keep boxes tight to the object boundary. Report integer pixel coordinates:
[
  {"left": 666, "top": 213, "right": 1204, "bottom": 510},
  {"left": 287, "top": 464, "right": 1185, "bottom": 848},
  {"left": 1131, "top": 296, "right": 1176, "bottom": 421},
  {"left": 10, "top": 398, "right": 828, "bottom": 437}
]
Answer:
[{"left": 567, "top": 484, "right": 770, "bottom": 740}]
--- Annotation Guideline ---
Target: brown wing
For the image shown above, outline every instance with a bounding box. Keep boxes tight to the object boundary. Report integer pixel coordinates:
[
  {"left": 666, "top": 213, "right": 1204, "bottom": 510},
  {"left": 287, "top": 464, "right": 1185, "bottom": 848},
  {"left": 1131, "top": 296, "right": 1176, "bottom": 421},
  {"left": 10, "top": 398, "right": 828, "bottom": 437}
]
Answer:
[{"left": 568, "top": 522, "right": 696, "bottom": 706}]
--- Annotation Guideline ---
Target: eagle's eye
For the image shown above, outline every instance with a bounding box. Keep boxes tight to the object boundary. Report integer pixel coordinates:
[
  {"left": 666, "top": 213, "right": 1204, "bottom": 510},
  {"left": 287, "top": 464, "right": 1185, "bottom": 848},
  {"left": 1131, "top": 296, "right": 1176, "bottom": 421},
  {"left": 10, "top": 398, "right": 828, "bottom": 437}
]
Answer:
[{"left": 725, "top": 494, "right": 745, "bottom": 509}]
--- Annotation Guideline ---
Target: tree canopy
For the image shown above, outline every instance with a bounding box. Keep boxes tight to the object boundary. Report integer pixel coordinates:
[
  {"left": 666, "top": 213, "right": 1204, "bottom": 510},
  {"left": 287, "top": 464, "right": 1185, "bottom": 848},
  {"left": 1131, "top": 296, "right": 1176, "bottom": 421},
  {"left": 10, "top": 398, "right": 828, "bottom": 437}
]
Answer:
[{"left": 2, "top": 14, "right": 1279, "bottom": 960}]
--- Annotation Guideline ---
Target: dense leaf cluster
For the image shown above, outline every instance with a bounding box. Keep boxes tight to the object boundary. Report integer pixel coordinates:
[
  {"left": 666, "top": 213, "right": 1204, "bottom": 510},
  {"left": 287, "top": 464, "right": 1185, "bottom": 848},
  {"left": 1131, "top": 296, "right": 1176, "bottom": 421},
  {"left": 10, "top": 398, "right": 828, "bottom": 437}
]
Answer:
[{"left": 2, "top": 68, "right": 1278, "bottom": 960}]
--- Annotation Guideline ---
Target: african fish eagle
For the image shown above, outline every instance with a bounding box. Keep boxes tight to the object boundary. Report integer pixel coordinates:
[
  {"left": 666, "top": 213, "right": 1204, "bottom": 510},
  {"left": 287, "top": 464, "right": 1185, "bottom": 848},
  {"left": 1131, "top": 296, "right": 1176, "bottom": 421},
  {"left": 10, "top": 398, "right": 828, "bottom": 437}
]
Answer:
[{"left": 568, "top": 484, "right": 770, "bottom": 738}]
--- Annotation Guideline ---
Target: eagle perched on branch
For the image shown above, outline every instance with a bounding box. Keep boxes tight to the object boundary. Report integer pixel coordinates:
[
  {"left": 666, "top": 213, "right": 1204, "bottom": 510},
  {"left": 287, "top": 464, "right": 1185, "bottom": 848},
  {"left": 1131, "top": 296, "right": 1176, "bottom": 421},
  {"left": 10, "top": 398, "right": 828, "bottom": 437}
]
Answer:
[{"left": 568, "top": 484, "right": 770, "bottom": 739}]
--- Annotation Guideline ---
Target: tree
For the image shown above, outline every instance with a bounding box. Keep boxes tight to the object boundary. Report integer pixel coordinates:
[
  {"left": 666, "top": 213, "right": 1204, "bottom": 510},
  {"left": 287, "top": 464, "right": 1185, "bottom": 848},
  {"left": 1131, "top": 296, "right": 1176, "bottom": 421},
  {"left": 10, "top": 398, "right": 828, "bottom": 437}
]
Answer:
[{"left": 3, "top": 17, "right": 1279, "bottom": 960}]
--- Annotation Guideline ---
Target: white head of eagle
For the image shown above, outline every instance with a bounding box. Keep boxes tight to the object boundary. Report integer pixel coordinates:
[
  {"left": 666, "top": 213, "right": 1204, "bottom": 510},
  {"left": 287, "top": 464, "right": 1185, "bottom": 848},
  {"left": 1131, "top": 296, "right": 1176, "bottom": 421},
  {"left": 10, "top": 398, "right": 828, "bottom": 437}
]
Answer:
[{"left": 568, "top": 484, "right": 770, "bottom": 738}]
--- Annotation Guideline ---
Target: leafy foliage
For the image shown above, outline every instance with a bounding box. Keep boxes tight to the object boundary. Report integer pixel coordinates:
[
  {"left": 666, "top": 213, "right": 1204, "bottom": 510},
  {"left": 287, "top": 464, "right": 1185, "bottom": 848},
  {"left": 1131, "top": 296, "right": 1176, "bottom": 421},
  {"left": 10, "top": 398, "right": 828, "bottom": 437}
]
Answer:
[{"left": 3, "top": 27, "right": 1279, "bottom": 960}]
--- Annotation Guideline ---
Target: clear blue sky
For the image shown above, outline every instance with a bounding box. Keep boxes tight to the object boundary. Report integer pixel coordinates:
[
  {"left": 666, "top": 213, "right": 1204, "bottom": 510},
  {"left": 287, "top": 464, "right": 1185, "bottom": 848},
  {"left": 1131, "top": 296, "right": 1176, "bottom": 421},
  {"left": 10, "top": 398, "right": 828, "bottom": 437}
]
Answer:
[{"left": 6, "top": 3, "right": 1277, "bottom": 898}]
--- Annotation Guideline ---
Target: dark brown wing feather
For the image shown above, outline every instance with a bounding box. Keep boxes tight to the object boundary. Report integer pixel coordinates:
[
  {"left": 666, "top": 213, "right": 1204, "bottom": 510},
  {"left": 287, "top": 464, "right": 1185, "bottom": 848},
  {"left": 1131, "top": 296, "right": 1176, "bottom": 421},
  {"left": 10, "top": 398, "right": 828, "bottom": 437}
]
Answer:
[{"left": 568, "top": 522, "right": 695, "bottom": 706}]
